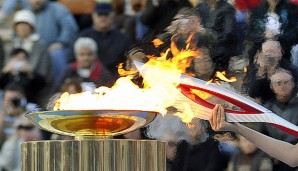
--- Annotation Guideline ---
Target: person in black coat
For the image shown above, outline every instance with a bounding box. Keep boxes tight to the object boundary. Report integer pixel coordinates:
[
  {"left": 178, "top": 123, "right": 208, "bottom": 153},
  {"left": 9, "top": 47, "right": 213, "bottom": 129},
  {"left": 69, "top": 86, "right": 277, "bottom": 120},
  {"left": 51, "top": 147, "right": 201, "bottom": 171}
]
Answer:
[
  {"left": 245, "top": 40, "right": 298, "bottom": 104},
  {"left": 196, "top": 0, "right": 241, "bottom": 71},
  {"left": 168, "top": 118, "right": 230, "bottom": 171},
  {"left": 243, "top": 0, "right": 298, "bottom": 63},
  {"left": 140, "top": 0, "right": 192, "bottom": 42},
  {"left": 169, "top": 138, "right": 229, "bottom": 171},
  {"left": 0, "top": 48, "right": 46, "bottom": 104}
]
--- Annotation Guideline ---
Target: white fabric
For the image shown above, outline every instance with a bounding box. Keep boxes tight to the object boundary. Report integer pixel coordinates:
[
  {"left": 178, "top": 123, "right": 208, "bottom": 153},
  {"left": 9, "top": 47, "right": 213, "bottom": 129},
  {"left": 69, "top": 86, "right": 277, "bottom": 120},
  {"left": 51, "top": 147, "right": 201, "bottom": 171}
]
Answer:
[
  {"left": 13, "top": 10, "right": 36, "bottom": 28},
  {"left": 13, "top": 33, "right": 40, "bottom": 53},
  {"left": 265, "top": 12, "right": 282, "bottom": 35},
  {"left": 291, "top": 44, "right": 298, "bottom": 69}
]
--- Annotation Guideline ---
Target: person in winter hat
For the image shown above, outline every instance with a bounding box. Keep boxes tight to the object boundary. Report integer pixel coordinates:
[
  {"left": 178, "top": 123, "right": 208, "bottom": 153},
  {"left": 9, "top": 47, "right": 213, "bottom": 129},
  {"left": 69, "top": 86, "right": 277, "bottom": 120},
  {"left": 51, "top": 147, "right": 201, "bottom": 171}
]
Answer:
[{"left": 9, "top": 9, "right": 53, "bottom": 105}]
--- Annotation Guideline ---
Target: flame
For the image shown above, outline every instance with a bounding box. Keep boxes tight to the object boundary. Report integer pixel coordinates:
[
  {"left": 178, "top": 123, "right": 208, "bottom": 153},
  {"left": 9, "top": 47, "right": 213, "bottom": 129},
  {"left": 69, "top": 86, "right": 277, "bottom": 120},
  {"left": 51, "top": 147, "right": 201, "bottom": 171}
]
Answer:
[
  {"left": 190, "top": 89, "right": 212, "bottom": 100},
  {"left": 54, "top": 33, "right": 227, "bottom": 124},
  {"left": 54, "top": 76, "right": 170, "bottom": 114},
  {"left": 117, "top": 63, "right": 138, "bottom": 76},
  {"left": 207, "top": 71, "right": 237, "bottom": 85},
  {"left": 215, "top": 71, "right": 237, "bottom": 82},
  {"left": 152, "top": 38, "right": 164, "bottom": 47},
  {"left": 172, "top": 99, "right": 203, "bottom": 124},
  {"left": 244, "top": 66, "right": 248, "bottom": 73}
]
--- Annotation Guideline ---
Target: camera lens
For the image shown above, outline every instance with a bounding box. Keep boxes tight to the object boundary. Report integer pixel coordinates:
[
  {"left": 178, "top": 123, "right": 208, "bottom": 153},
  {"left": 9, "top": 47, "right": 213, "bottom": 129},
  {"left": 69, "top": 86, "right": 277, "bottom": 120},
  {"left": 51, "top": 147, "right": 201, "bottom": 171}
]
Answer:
[
  {"left": 266, "top": 56, "right": 276, "bottom": 65},
  {"left": 11, "top": 97, "right": 21, "bottom": 107}
]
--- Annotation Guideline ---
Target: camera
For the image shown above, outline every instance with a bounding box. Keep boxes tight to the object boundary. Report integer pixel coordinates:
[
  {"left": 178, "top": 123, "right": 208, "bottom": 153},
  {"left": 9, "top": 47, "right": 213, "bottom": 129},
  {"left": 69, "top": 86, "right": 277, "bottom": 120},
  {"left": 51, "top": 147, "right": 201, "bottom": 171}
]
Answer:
[
  {"left": 266, "top": 56, "right": 276, "bottom": 65},
  {"left": 13, "top": 61, "right": 26, "bottom": 71},
  {"left": 11, "top": 97, "right": 26, "bottom": 108}
]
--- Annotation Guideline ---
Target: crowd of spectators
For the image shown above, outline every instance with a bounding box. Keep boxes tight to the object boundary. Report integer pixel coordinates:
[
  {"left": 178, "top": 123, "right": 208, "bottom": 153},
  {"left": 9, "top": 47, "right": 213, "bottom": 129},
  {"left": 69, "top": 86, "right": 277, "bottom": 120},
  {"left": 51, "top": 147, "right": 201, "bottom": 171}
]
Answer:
[{"left": 0, "top": 0, "right": 298, "bottom": 170}]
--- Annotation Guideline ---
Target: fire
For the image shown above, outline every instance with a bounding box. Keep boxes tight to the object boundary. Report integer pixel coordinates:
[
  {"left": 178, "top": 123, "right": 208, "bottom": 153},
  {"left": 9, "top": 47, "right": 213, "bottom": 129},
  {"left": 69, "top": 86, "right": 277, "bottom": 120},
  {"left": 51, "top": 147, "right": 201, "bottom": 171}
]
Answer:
[
  {"left": 244, "top": 66, "right": 248, "bottom": 73},
  {"left": 190, "top": 89, "right": 212, "bottom": 100},
  {"left": 117, "top": 63, "right": 138, "bottom": 76},
  {"left": 152, "top": 38, "right": 164, "bottom": 47},
  {"left": 216, "top": 71, "right": 237, "bottom": 82},
  {"left": 208, "top": 71, "right": 237, "bottom": 85},
  {"left": 173, "top": 102, "right": 196, "bottom": 123},
  {"left": 54, "top": 33, "right": 236, "bottom": 124},
  {"left": 54, "top": 76, "right": 170, "bottom": 114}
]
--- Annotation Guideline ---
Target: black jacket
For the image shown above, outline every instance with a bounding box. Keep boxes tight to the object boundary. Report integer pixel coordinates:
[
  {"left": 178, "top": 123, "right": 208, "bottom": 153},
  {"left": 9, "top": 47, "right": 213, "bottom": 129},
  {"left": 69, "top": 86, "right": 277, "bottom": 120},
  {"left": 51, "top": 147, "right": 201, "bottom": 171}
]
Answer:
[
  {"left": 140, "top": 0, "right": 191, "bottom": 41},
  {"left": 246, "top": 0, "right": 298, "bottom": 59},
  {"left": 197, "top": 0, "right": 241, "bottom": 70},
  {"left": 168, "top": 139, "right": 229, "bottom": 171},
  {"left": 0, "top": 72, "right": 46, "bottom": 103}
]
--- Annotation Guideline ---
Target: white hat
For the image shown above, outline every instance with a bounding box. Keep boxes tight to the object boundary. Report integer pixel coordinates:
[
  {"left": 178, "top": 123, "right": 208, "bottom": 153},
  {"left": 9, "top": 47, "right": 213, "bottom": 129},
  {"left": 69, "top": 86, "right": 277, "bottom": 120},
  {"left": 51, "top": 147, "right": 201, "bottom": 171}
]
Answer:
[{"left": 13, "top": 10, "right": 36, "bottom": 28}]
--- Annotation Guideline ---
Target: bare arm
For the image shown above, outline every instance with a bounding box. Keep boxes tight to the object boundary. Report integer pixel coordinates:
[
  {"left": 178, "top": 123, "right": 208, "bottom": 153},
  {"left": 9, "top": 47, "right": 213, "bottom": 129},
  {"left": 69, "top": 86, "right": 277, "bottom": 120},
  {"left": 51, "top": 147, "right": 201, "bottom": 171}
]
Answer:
[{"left": 210, "top": 104, "right": 298, "bottom": 167}]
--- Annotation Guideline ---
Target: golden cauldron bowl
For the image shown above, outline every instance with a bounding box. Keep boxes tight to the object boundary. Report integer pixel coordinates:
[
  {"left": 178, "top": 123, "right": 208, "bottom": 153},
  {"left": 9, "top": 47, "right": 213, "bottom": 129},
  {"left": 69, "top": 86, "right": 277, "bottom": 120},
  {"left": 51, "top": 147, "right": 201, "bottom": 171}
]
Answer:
[
  {"left": 23, "top": 110, "right": 166, "bottom": 171},
  {"left": 25, "top": 110, "right": 157, "bottom": 138}
]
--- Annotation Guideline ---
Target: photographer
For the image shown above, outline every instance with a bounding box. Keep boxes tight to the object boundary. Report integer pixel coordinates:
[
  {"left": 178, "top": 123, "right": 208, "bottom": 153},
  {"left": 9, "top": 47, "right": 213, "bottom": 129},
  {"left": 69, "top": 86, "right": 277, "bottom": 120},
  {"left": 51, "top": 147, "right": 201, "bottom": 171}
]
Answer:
[
  {"left": 0, "top": 115, "right": 41, "bottom": 171},
  {"left": 0, "top": 48, "right": 46, "bottom": 104},
  {"left": 0, "top": 83, "right": 33, "bottom": 146},
  {"left": 245, "top": 40, "right": 298, "bottom": 104}
]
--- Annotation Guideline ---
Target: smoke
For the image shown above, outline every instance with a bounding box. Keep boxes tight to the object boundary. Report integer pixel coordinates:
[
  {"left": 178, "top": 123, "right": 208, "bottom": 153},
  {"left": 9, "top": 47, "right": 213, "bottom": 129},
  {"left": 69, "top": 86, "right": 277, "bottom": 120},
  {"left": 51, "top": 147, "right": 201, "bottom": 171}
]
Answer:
[
  {"left": 46, "top": 92, "right": 62, "bottom": 111},
  {"left": 146, "top": 111, "right": 209, "bottom": 145}
]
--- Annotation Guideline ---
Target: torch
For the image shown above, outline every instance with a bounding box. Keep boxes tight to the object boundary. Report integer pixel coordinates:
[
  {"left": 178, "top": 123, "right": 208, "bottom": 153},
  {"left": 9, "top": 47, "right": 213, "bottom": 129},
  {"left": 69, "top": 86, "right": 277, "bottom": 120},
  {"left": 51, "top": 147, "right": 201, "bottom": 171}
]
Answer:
[{"left": 134, "top": 60, "right": 298, "bottom": 138}]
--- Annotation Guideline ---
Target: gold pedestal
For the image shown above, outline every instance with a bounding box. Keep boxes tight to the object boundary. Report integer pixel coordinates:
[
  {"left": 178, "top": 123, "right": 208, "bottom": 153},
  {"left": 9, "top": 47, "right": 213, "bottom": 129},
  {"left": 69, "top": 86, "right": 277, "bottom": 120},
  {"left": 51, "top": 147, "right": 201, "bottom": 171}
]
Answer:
[
  {"left": 23, "top": 110, "right": 165, "bottom": 171},
  {"left": 22, "top": 139, "right": 166, "bottom": 171}
]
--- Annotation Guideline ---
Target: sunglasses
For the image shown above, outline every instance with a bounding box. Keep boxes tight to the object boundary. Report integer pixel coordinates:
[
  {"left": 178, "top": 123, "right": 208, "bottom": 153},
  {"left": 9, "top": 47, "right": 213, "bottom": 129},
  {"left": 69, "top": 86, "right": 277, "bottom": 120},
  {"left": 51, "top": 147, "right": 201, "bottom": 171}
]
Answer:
[{"left": 17, "top": 125, "right": 35, "bottom": 131}]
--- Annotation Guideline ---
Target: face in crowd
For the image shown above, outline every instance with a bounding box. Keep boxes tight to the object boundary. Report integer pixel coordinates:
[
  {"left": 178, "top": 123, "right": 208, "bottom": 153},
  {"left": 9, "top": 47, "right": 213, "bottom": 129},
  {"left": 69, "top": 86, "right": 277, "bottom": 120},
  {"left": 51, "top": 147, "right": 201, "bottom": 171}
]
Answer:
[
  {"left": 255, "top": 40, "right": 282, "bottom": 77},
  {"left": 14, "top": 115, "right": 41, "bottom": 142},
  {"left": 76, "top": 47, "right": 97, "bottom": 69},
  {"left": 92, "top": 12, "right": 113, "bottom": 31},
  {"left": 261, "top": 40, "right": 282, "bottom": 67},
  {"left": 270, "top": 69, "right": 295, "bottom": 98},
  {"left": 74, "top": 38, "right": 98, "bottom": 69},
  {"left": 167, "top": 8, "right": 201, "bottom": 36},
  {"left": 15, "top": 22, "right": 33, "bottom": 39},
  {"left": 28, "top": 0, "right": 47, "bottom": 11},
  {"left": 2, "top": 89, "right": 26, "bottom": 117}
]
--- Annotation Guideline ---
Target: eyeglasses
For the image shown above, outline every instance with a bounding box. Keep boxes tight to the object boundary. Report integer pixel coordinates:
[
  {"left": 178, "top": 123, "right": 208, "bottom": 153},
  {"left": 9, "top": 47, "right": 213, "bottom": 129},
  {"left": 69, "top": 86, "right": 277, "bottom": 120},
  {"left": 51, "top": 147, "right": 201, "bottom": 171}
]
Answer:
[
  {"left": 272, "top": 79, "right": 293, "bottom": 86},
  {"left": 17, "top": 125, "right": 35, "bottom": 131}
]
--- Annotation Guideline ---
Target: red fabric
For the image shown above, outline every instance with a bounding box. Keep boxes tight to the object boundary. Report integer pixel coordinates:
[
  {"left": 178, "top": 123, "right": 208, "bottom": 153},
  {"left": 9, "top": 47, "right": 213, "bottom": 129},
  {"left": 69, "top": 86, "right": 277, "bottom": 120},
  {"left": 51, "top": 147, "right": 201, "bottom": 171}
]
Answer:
[
  {"left": 71, "top": 60, "right": 103, "bottom": 82},
  {"left": 272, "top": 124, "right": 298, "bottom": 138},
  {"left": 289, "top": 0, "right": 298, "bottom": 7},
  {"left": 235, "top": 0, "right": 262, "bottom": 11},
  {"left": 178, "top": 84, "right": 298, "bottom": 138},
  {"left": 178, "top": 84, "right": 262, "bottom": 114}
]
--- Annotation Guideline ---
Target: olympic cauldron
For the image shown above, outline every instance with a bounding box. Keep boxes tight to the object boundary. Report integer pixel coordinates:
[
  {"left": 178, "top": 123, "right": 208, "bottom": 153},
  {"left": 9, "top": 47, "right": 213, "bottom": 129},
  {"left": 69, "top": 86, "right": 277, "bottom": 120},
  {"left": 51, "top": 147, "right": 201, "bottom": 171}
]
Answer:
[{"left": 22, "top": 109, "right": 166, "bottom": 171}]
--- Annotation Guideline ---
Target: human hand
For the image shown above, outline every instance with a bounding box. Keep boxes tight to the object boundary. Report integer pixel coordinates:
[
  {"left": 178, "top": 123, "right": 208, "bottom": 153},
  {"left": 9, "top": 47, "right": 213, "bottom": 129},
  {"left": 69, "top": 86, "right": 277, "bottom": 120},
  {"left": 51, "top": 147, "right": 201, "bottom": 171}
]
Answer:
[
  {"left": 254, "top": 52, "right": 267, "bottom": 78},
  {"left": 21, "top": 61, "right": 33, "bottom": 75},
  {"left": 48, "top": 42, "right": 63, "bottom": 52},
  {"left": 264, "top": 29, "right": 277, "bottom": 40},
  {"left": 2, "top": 60, "right": 16, "bottom": 73},
  {"left": 2, "top": 59, "right": 33, "bottom": 76},
  {"left": 209, "top": 104, "right": 235, "bottom": 132}
]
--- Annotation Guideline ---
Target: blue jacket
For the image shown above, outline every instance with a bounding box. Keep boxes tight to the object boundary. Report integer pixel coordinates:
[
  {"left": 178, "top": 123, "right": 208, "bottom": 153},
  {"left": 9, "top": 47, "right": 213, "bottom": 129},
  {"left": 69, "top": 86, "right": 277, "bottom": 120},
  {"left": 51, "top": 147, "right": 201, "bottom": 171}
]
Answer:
[{"left": 33, "top": 2, "right": 78, "bottom": 47}]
